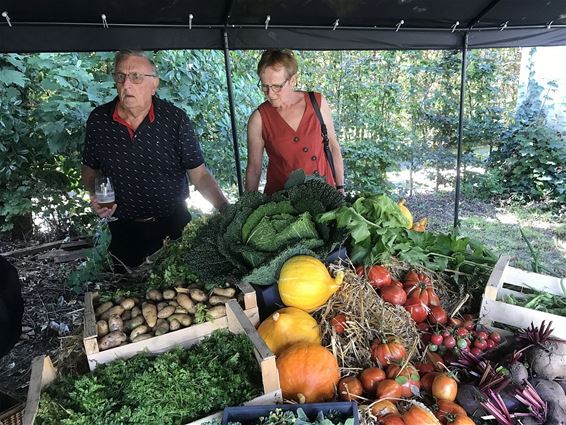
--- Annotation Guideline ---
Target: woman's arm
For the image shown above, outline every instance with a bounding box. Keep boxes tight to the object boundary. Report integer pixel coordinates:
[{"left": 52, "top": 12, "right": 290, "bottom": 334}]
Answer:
[{"left": 245, "top": 110, "right": 266, "bottom": 192}]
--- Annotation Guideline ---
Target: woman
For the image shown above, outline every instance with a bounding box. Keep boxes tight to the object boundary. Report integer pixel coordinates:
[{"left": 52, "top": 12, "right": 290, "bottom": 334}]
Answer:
[{"left": 245, "top": 49, "right": 345, "bottom": 195}]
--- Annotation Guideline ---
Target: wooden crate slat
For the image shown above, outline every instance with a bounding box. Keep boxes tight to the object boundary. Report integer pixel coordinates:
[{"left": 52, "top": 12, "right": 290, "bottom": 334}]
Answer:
[
  {"left": 502, "top": 266, "right": 564, "bottom": 296},
  {"left": 23, "top": 356, "right": 57, "bottom": 425}
]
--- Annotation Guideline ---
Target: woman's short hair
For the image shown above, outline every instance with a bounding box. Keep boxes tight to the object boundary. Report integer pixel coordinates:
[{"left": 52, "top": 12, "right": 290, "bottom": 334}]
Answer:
[
  {"left": 114, "top": 49, "right": 158, "bottom": 74},
  {"left": 257, "top": 49, "right": 298, "bottom": 78}
]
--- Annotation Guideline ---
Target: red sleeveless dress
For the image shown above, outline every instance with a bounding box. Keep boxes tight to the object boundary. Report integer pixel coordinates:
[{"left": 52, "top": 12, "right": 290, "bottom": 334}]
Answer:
[{"left": 258, "top": 91, "right": 336, "bottom": 195}]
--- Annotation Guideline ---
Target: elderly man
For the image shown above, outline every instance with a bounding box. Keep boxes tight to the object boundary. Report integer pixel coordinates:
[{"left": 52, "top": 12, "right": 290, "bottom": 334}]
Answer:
[{"left": 82, "top": 50, "right": 228, "bottom": 268}]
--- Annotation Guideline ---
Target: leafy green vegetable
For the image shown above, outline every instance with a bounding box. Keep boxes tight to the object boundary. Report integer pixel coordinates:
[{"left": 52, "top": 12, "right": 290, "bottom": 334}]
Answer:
[
  {"left": 228, "top": 407, "right": 355, "bottom": 425},
  {"left": 36, "top": 331, "right": 262, "bottom": 425},
  {"left": 185, "top": 173, "right": 346, "bottom": 287}
]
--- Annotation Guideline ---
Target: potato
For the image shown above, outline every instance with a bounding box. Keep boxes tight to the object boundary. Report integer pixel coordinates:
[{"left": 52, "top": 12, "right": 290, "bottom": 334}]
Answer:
[
  {"left": 162, "top": 289, "right": 176, "bottom": 300},
  {"left": 108, "top": 314, "right": 124, "bottom": 332},
  {"left": 174, "top": 307, "right": 188, "bottom": 314},
  {"left": 121, "top": 310, "right": 132, "bottom": 321},
  {"left": 100, "top": 305, "right": 125, "bottom": 321},
  {"left": 167, "top": 313, "right": 192, "bottom": 327},
  {"left": 96, "top": 320, "right": 109, "bottom": 337},
  {"left": 207, "top": 305, "right": 227, "bottom": 319},
  {"left": 131, "top": 333, "right": 152, "bottom": 343},
  {"left": 157, "top": 306, "right": 175, "bottom": 319},
  {"left": 120, "top": 298, "right": 136, "bottom": 310},
  {"left": 168, "top": 300, "right": 179, "bottom": 307},
  {"left": 189, "top": 288, "right": 208, "bottom": 303},
  {"left": 177, "top": 293, "right": 196, "bottom": 314},
  {"left": 98, "top": 331, "right": 127, "bottom": 350},
  {"left": 212, "top": 287, "right": 236, "bottom": 298},
  {"left": 146, "top": 289, "right": 163, "bottom": 302},
  {"left": 131, "top": 306, "right": 142, "bottom": 318},
  {"left": 208, "top": 295, "right": 231, "bottom": 306},
  {"left": 142, "top": 302, "right": 158, "bottom": 327},
  {"left": 113, "top": 296, "right": 125, "bottom": 305},
  {"left": 154, "top": 319, "right": 170, "bottom": 336},
  {"left": 124, "top": 316, "right": 145, "bottom": 331},
  {"left": 157, "top": 302, "right": 169, "bottom": 311},
  {"left": 95, "top": 301, "right": 114, "bottom": 317},
  {"left": 129, "top": 325, "right": 150, "bottom": 342},
  {"left": 169, "top": 319, "right": 181, "bottom": 331}
]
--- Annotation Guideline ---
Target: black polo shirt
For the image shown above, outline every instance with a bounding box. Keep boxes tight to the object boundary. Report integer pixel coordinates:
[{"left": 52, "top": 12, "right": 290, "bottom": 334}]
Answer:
[{"left": 82, "top": 96, "right": 204, "bottom": 220}]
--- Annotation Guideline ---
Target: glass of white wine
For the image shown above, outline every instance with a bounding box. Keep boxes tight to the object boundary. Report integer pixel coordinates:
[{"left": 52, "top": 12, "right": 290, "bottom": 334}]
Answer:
[{"left": 94, "top": 176, "right": 117, "bottom": 222}]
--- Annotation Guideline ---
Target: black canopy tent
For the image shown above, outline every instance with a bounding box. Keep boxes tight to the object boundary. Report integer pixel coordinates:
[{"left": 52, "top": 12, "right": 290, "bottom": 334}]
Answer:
[{"left": 2, "top": 0, "right": 566, "bottom": 224}]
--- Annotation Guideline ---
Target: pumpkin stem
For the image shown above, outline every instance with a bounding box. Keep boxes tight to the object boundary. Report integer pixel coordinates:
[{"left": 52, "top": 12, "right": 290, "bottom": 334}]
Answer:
[
  {"left": 297, "top": 393, "right": 306, "bottom": 404},
  {"left": 272, "top": 312, "right": 280, "bottom": 322}
]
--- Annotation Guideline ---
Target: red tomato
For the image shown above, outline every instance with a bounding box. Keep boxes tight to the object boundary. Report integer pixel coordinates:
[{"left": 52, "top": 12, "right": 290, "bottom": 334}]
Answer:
[
  {"left": 371, "top": 337, "right": 407, "bottom": 367},
  {"left": 359, "top": 367, "right": 386, "bottom": 393},
  {"left": 391, "top": 279, "right": 403, "bottom": 288},
  {"left": 338, "top": 376, "right": 364, "bottom": 401},
  {"left": 443, "top": 335, "right": 456, "bottom": 349},
  {"left": 455, "top": 327, "right": 469, "bottom": 337},
  {"left": 420, "top": 371, "right": 440, "bottom": 392},
  {"left": 486, "top": 339, "right": 496, "bottom": 349},
  {"left": 357, "top": 265, "right": 392, "bottom": 288},
  {"left": 380, "top": 286, "right": 407, "bottom": 305},
  {"left": 476, "top": 331, "right": 489, "bottom": 340},
  {"left": 470, "top": 347, "right": 482, "bottom": 356},
  {"left": 404, "top": 301, "right": 428, "bottom": 323},
  {"left": 386, "top": 363, "right": 421, "bottom": 398},
  {"left": 375, "top": 379, "right": 403, "bottom": 400},
  {"left": 463, "top": 320, "right": 475, "bottom": 331},
  {"left": 378, "top": 413, "right": 406, "bottom": 425},
  {"left": 474, "top": 338, "right": 488, "bottom": 350},
  {"left": 489, "top": 331, "right": 502, "bottom": 344},
  {"left": 431, "top": 334, "right": 443, "bottom": 346},
  {"left": 432, "top": 373, "right": 458, "bottom": 401},
  {"left": 434, "top": 399, "right": 467, "bottom": 424},
  {"left": 331, "top": 314, "right": 348, "bottom": 334},
  {"left": 428, "top": 306, "right": 448, "bottom": 325}
]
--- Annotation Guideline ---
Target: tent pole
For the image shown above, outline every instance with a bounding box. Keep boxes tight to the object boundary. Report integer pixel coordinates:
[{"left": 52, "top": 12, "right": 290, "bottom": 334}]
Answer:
[
  {"left": 222, "top": 29, "right": 244, "bottom": 195},
  {"left": 454, "top": 32, "right": 469, "bottom": 228}
]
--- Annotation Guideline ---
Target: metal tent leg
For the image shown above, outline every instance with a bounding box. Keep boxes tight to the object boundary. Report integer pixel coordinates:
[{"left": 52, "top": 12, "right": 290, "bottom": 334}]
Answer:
[{"left": 454, "top": 32, "right": 469, "bottom": 228}]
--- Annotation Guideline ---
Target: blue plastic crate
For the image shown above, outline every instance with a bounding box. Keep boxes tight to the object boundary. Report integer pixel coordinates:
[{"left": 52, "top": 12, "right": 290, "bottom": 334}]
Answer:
[{"left": 222, "top": 401, "right": 359, "bottom": 425}]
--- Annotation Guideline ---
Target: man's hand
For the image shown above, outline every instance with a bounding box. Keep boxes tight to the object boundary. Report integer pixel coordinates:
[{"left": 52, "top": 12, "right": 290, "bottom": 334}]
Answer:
[{"left": 90, "top": 195, "right": 118, "bottom": 219}]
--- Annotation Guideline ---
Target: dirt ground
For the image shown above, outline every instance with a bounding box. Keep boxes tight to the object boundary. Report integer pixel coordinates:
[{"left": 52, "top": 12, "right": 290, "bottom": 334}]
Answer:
[{"left": 0, "top": 192, "right": 564, "bottom": 404}]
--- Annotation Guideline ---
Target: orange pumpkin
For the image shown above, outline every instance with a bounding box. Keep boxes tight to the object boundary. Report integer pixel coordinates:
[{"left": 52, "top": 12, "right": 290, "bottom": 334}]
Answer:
[
  {"left": 276, "top": 342, "right": 339, "bottom": 403},
  {"left": 403, "top": 403, "right": 441, "bottom": 425}
]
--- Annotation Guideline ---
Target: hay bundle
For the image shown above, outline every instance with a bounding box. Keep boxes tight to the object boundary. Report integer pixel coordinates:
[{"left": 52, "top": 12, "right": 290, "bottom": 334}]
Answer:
[{"left": 315, "top": 264, "right": 420, "bottom": 372}]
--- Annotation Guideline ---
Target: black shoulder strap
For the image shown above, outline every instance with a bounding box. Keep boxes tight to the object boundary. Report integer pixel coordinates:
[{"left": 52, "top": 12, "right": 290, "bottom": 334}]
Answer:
[{"left": 308, "top": 91, "right": 336, "bottom": 182}]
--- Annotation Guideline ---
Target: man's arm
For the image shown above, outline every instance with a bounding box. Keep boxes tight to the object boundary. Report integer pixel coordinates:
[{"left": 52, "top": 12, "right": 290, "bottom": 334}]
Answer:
[
  {"left": 245, "top": 110, "right": 265, "bottom": 192},
  {"left": 320, "top": 95, "right": 345, "bottom": 192},
  {"left": 81, "top": 165, "right": 116, "bottom": 218},
  {"left": 187, "top": 164, "right": 229, "bottom": 210}
]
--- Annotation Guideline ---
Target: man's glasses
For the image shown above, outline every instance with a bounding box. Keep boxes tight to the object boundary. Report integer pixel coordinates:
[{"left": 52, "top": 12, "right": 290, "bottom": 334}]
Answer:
[
  {"left": 113, "top": 72, "right": 157, "bottom": 85},
  {"left": 258, "top": 78, "right": 289, "bottom": 93}
]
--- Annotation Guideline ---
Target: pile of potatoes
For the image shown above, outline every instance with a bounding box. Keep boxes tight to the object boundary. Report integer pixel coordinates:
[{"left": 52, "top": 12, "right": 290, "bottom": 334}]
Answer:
[{"left": 93, "top": 286, "right": 239, "bottom": 351}]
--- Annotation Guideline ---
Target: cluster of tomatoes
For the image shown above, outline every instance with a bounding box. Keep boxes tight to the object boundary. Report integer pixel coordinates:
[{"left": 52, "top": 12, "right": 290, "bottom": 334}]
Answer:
[
  {"left": 355, "top": 266, "right": 449, "bottom": 328},
  {"left": 423, "top": 319, "right": 502, "bottom": 360}
]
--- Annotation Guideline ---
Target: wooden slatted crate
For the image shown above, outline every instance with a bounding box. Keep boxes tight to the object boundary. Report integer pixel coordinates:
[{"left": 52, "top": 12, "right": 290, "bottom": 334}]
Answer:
[
  {"left": 479, "top": 255, "right": 566, "bottom": 340},
  {"left": 83, "top": 282, "right": 259, "bottom": 371},
  {"left": 23, "top": 299, "right": 281, "bottom": 425}
]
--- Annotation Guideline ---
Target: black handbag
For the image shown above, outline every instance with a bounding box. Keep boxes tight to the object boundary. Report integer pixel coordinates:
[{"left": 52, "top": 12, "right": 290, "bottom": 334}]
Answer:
[{"left": 308, "top": 91, "right": 337, "bottom": 183}]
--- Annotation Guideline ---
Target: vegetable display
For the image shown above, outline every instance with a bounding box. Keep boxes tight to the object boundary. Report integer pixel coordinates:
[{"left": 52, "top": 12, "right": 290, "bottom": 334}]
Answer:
[{"left": 36, "top": 331, "right": 262, "bottom": 425}]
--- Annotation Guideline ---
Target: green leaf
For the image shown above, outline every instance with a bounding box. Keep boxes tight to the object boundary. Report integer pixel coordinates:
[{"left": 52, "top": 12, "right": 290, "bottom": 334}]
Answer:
[{"left": 0, "top": 69, "right": 27, "bottom": 87}]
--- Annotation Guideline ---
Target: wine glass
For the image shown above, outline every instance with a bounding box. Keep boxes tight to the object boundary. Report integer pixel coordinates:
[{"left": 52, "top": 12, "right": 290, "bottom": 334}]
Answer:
[{"left": 94, "top": 176, "right": 117, "bottom": 222}]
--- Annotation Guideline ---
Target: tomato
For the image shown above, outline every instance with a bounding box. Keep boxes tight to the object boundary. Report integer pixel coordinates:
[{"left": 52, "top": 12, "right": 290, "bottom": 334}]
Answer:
[
  {"left": 420, "top": 371, "right": 440, "bottom": 392},
  {"left": 357, "top": 265, "right": 392, "bottom": 288},
  {"left": 473, "top": 338, "right": 488, "bottom": 351},
  {"left": 403, "top": 404, "right": 440, "bottom": 425},
  {"left": 406, "top": 283, "right": 441, "bottom": 307},
  {"left": 434, "top": 400, "right": 467, "bottom": 424},
  {"left": 417, "top": 322, "right": 431, "bottom": 332},
  {"left": 380, "top": 286, "right": 407, "bottom": 305},
  {"left": 463, "top": 320, "right": 475, "bottom": 331},
  {"left": 450, "top": 415, "right": 475, "bottom": 425},
  {"left": 403, "top": 270, "right": 432, "bottom": 287},
  {"left": 470, "top": 347, "right": 482, "bottom": 356},
  {"left": 428, "top": 343, "right": 438, "bottom": 352},
  {"left": 359, "top": 367, "right": 386, "bottom": 393},
  {"left": 375, "top": 379, "right": 403, "bottom": 399},
  {"left": 371, "top": 337, "right": 407, "bottom": 367},
  {"left": 443, "top": 335, "right": 456, "bottom": 349},
  {"left": 456, "top": 338, "right": 467, "bottom": 349},
  {"left": 489, "top": 331, "right": 502, "bottom": 344},
  {"left": 378, "top": 414, "right": 406, "bottom": 425},
  {"left": 432, "top": 373, "right": 458, "bottom": 401},
  {"left": 391, "top": 279, "right": 403, "bottom": 288},
  {"left": 448, "top": 317, "right": 463, "bottom": 327},
  {"left": 337, "top": 376, "right": 364, "bottom": 401},
  {"left": 486, "top": 339, "right": 495, "bottom": 349},
  {"left": 426, "top": 352, "right": 445, "bottom": 370},
  {"left": 370, "top": 400, "right": 399, "bottom": 418},
  {"left": 331, "top": 313, "right": 348, "bottom": 334},
  {"left": 428, "top": 306, "right": 448, "bottom": 325},
  {"left": 455, "top": 327, "right": 469, "bottom": 337},
  {"left": 416, "top": 362, "right": 435, "bottom": 374},
  {"left": 404, "top": 301, "right": 428, "bottom": 323},
  {"left": 476, "top": 331, "right": 489, "bottom": 340},
  {"left": 386, "top": 363, "right": 421, "bottom": 398},
  {"left": 431, "top": 334, "right": 443, "bottom": 346}
]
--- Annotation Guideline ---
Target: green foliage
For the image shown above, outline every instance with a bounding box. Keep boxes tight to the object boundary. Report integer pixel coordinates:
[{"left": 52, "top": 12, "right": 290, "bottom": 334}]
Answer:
[
  {"left": 228, "top": 407, "right": 355, "bottom": 425},
  {"left": 36, "top": 331, "right": 262, "bottom": 425}
]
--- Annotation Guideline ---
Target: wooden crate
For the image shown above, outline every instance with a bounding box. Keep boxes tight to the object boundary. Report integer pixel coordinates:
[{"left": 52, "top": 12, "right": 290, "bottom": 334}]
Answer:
[
  {"left": 479, "top": 255, "right": 566, "bottom": 340},
  {"left": 83, "top": 282, "right": 259, "bottom": 371},
  {"left": 24, "top": 299, "right": 281, "bottom": 425}
]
